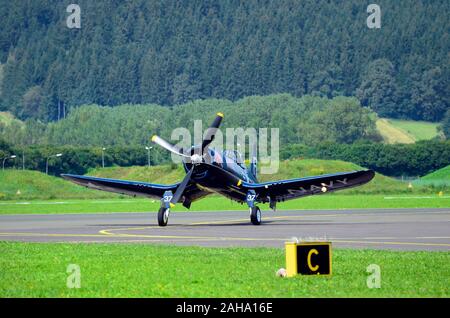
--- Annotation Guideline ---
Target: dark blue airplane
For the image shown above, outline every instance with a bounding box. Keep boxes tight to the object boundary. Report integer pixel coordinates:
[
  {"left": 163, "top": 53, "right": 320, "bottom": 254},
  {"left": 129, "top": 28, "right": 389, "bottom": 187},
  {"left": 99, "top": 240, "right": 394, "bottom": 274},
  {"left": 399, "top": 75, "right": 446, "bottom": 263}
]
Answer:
[{"left": 62, "top": 113, "right": 375, "bottom": 226}]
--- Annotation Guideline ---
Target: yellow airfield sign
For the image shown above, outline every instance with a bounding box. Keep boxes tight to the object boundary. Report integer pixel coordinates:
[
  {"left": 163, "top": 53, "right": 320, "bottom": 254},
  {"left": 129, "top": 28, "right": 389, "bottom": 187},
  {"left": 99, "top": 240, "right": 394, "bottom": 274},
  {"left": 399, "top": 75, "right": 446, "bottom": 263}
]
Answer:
[{"left": 285, "top": 242, "right": 332, "bottom": 277}]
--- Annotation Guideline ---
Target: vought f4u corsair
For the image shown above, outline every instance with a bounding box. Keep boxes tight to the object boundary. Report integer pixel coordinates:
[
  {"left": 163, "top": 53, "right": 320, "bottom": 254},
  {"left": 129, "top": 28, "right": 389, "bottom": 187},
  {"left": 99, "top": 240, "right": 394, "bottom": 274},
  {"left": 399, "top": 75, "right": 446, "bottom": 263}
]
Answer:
[{"left": 62, "top": 113, "right": 375, "bottom": 226}]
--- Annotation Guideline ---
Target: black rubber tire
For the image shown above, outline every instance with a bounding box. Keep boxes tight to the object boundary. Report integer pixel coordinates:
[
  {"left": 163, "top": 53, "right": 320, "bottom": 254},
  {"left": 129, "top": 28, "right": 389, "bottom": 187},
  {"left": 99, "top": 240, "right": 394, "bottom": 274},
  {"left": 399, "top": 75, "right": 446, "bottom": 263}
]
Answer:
[
  {"left": 250, "top": 206, "right": 262, "bottom": 225},
  {"left": 158, "top": 207, "right": 170, "bottom": 226}
]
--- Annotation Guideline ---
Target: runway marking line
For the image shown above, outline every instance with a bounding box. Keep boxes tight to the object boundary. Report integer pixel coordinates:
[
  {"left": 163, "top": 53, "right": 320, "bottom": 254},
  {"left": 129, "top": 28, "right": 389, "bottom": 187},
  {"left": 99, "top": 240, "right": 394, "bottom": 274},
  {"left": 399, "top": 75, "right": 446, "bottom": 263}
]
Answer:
[
  {"left": 98, "top": 210, "right": 450, "bottom": 235},
  {"left": 1, "top": 232, "right": 449, "bottom": 248},
  {"left": 95, "top": 211, "right": 450, "bottom": 248},
  {"left": 1, "top": 210, "right": 449, "bottom": 248},
  {"left": 1, "top": 230, "right": 450, "bottom": 248}
]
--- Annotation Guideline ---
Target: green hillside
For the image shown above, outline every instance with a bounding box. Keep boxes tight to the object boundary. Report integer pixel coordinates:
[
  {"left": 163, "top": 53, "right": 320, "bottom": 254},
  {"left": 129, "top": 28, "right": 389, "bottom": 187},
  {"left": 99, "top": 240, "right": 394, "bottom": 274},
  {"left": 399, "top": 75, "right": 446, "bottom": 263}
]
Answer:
[
  {"left": 376, "top": 119, "right": 415, "bottom": 144},
  {"left": 0, "top": 159, "right": 432, "bottom": 201},
  {"left": 86, "top": 165, "right": 185, "bottom": 185},
  {"left": 376, "top": 118, "right": 439, "bottom": 144},
  {"left": 414, "top": 165, "right": 450, "bottom": 187},
  {"left": 0, "top": 170, "right": 117, "bottom": 200},
  {"left": 387, "top": 119, "right": 439, "bottom": 141}
]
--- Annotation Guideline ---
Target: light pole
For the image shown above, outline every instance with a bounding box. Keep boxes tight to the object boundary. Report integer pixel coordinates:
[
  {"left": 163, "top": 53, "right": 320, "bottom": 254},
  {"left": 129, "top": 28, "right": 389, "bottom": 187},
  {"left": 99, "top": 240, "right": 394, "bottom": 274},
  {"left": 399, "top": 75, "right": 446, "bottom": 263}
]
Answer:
[
  {"left": 145, "top": 146, "right": 153, "bottom": 167},
  {"left": 2, "top": 155, "right": 17, "bottom": 171},
  {"left": 46, "top": 153, "right": 62, "bottom": 175},
  {"left": 102, "top": 147, "right": 106, "bottom": 168}
]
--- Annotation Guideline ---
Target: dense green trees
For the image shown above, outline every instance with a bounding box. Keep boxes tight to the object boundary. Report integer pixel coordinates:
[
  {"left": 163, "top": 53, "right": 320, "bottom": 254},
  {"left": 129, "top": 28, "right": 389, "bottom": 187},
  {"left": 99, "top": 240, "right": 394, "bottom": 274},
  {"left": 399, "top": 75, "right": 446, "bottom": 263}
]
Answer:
[
  {"left": 0, "top": 0, "right": 448, "bottom": 121},
  {"left": 0, "top": 94, "right": 379, "bottom": 147},
  {"left": 280, "top": 141, "right": 450, "bottom": 177},
  {"left": 442, "top": 109, "right": 450, "bottom": 139},
  {"left": 299, "top": 97, "right": 380, "bottom": 144},
  {"left": 356, "top": 59, "right": 398, "bottom": 118}
]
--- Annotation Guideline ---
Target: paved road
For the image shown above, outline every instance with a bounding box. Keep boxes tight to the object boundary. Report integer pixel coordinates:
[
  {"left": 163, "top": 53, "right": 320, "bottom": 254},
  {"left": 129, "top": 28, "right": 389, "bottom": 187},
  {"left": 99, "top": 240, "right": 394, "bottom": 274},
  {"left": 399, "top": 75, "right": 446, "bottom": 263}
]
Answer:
[{"left": 0, "top": 208, "right": 449, "bottom": 251}]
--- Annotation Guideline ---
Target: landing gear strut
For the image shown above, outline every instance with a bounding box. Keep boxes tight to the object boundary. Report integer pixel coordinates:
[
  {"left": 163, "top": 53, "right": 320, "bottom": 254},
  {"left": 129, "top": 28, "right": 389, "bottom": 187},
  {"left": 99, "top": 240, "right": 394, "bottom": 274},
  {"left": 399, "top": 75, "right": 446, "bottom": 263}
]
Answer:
[{"left": 250, "top": 206, "right": 262, "bottom": 225}]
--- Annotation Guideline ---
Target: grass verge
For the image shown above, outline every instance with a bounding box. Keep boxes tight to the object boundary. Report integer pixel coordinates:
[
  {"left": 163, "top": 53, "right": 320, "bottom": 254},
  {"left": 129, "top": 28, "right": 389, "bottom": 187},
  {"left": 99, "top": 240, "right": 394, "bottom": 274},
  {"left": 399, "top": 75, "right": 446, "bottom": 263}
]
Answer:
[
  {"left": 0, "top": 242, "right": 448, "bottom": 297},
  {"left": 0, "top": 194, "right": 449, "bottom": 215}
]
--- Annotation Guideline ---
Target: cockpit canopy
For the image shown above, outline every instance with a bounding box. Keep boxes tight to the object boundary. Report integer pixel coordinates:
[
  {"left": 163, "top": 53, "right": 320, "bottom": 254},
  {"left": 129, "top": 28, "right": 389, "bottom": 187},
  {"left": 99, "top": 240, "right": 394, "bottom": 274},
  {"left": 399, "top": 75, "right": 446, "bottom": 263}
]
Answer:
[{"left": 223, "top": 149, "right": 246, "bottom": 168}]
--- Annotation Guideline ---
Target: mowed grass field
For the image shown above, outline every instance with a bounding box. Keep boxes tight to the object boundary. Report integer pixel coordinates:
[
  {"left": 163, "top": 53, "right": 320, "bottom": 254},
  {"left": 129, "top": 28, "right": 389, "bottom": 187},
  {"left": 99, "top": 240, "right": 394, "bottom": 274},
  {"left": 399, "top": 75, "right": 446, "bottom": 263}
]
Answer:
[
  {"left": 414, "top": 165, "right": 450, "bottom": 187},
  {"left": 0, "top": 170, "right": 118, "bottom": 201},
  {"left": 387, "top": 119, "right": 440, "bottom": 141},
  {"left": 0, "top": 242, "right": 448, "bottom": 297},
  {"left": 376, "top": 118, "right": 439, "bottom": 144}
]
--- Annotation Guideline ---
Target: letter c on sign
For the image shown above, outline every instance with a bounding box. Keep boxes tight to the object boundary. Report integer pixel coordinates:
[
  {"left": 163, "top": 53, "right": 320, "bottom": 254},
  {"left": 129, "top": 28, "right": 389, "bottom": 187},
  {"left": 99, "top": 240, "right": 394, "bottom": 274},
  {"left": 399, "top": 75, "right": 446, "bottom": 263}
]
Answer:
[{"left": 307, "top": 249, "right": 319, "bottom": 271}]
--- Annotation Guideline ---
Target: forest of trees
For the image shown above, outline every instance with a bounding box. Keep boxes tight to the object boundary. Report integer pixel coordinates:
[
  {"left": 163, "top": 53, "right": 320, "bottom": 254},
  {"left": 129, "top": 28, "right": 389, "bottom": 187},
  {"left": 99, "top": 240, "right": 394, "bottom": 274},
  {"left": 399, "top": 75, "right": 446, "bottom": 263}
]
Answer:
[
  {"left": 0, "top": 0, "right": 448, "bottom": 122},
  {"left": 0, "top": 94, "right": 381, "bottom": 147}
]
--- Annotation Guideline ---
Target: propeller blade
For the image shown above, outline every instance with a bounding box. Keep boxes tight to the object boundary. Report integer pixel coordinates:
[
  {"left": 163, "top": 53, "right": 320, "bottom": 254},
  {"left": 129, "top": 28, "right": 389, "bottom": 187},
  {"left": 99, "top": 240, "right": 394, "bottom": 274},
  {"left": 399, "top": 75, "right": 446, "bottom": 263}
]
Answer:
[
  {"left": 151, "top": 135, "right": 190, "bottom": 158},
  {"left": 171, "top": 166, "right": 194, "bottom": 205},
  {"left": 201, "top": 112, "right": 223, "bottom": 153}
]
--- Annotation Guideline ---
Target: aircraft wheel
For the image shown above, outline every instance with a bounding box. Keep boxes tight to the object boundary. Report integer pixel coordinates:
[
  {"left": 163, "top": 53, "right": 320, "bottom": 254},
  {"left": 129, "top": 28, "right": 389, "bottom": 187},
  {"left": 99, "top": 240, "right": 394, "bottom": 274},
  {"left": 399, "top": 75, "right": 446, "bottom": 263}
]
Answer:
[
  {"left": 250, "top": 206, "right": 262, "bottom": 225},
  {"left": 158, "top": 207, "right": 170, "bottom": 226}
]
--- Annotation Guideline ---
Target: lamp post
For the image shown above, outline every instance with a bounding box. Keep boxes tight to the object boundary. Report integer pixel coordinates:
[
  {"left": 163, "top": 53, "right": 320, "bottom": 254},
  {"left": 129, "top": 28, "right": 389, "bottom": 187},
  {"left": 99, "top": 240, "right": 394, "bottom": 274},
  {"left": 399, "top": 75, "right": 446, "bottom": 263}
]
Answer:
[
  {"left": 102, "top": 147, "right": 106, "bottom": 168},
  {"left": 2, "top": 155, "right": 17, "bottom": 171},
  {"left": 145, "top": 146, "right": 153, "bottom": 167},
  {"left": 46, "top": 153, "right": 62, "bottom": 175}
]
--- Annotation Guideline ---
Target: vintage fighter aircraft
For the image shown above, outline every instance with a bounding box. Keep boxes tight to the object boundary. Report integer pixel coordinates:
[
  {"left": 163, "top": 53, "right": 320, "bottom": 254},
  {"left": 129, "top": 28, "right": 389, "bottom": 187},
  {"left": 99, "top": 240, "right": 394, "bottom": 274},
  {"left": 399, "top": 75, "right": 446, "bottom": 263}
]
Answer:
[{"left": 62, "top": 113, "right": 375, "bottom": 226}]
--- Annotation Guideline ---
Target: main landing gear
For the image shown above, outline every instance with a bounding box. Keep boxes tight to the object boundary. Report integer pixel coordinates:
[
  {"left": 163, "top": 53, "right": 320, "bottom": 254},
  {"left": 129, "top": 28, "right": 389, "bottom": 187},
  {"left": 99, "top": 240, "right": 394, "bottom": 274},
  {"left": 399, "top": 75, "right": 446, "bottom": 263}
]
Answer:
[
  {"left": 158, "top": 190, "right": 173, "bottom": 227},
  {"left": 247, "top": 190, "right": 262, "bottom": 225},
  {"left": 158, "top": 207, "right": 170, "bottom": 227},
  {"left": 250, "top": 206, "right": 262, "bottom": 225}
]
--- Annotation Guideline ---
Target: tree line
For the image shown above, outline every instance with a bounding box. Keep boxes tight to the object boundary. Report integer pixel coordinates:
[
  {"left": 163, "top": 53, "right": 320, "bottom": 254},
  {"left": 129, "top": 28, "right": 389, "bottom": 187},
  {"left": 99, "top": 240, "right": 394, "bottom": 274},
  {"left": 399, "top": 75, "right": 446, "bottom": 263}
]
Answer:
[
  {"left": 1, "top": 139, "right": 448, "bottom": 177},
  {"left": 280, "top": 140, "right": 450, "bottom": 177},
  {"left": 0, "top": 94, "right": 381, "bottom": 147},
  {"left": 0, "top": 0, "right": 448, "bottom": 122}
]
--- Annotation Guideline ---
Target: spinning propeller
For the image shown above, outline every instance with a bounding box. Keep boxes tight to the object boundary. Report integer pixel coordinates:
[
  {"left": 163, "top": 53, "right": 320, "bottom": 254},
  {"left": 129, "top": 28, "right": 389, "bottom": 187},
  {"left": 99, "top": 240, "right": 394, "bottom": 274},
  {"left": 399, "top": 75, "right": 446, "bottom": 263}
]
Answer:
[{"left": 151, "top": 112, "right": 224, "bottom": 206}]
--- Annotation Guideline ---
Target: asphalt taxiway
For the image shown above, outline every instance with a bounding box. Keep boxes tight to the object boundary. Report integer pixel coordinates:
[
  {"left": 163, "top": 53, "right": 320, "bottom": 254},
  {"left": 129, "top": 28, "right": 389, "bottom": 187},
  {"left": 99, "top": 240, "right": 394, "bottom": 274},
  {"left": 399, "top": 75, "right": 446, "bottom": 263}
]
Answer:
[{"left": 0, "top": 208, "right": 449, "bottom": 251}]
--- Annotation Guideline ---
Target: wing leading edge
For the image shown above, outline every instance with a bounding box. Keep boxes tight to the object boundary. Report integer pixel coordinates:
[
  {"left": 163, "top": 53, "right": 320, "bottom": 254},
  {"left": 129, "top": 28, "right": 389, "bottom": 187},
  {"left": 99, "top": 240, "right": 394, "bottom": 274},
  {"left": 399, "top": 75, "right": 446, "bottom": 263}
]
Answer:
[
  {"left": 240, "top": 170, "right": 375, "bottom": 203},
  {"left": 61, "top": 174, "right": 179, "bottom": 199}
]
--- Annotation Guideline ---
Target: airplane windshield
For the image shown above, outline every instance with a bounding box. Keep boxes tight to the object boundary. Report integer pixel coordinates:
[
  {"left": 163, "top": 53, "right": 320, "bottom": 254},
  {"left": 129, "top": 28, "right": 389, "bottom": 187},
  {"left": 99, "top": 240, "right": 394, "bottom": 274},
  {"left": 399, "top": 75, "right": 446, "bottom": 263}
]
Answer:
[{"left": 234, "top": 151, "right": 244, "bottom": 164}]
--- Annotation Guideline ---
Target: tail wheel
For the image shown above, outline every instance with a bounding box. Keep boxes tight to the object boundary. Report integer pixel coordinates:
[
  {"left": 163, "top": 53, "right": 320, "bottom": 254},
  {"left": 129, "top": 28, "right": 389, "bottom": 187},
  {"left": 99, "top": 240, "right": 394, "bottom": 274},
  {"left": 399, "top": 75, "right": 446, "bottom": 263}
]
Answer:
[
  {"left": 250, "top": 206, "right": 262, "bottom": 225},
  {"left": 158, "top": 207, "right": 170, "bottom": 226}
]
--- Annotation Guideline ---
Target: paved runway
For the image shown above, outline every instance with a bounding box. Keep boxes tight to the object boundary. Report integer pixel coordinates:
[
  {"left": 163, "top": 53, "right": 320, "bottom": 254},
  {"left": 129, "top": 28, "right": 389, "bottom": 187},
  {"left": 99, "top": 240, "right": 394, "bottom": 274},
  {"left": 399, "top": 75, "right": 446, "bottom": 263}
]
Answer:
[{"left": 0, "top": 208, "right": 449, "bottom": 251}]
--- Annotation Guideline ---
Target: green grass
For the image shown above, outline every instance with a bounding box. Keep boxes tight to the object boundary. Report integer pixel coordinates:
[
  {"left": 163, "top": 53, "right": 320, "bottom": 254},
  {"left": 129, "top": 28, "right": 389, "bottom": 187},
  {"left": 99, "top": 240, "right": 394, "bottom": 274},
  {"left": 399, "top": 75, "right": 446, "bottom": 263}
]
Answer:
[
  {"left": 376, "top": 118, "right": 439, "bottom": 144},
  {"left": 87, "top": 164, "right": 185, "bottom": 184},
  {"left": 0, "top": 160, "right": 412, "bottom": 201},
  {"left": 376, "top": 118, "right": 415, "bottom": 144},
  {"left": 0, "top": 242, "right": 448, "bottom": 297},
  {"left": 0, "top": 170, "right": 118, "bottom": 200},
  {"left": 414, "top": 165, "right": 450, "bottom": 187},
  {"left": 388, "top": 119, "right": 439, "bottom": 141},
  {"left": 0, "top": 159, "right": 446, "bottom": 206},
  {"left": 421, "top": 165, "right": 450, "bottom": 181},
  {"left": 1, "top": 194, "right": 449, "bottom": 215}
]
